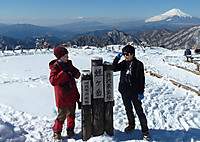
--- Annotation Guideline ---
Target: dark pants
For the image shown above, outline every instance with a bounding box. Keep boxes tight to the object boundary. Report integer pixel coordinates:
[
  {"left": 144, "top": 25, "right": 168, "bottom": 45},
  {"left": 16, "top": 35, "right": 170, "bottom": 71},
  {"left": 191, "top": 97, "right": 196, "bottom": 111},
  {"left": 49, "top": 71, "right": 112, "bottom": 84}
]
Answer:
[{"left": 121, "top": 90, "right": 148, "bottom": 132}]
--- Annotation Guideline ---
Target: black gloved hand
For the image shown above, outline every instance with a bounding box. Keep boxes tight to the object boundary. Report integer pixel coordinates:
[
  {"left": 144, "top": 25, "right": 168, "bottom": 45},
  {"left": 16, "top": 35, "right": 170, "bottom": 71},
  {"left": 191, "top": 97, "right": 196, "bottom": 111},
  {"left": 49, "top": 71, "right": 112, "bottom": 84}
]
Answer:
[
  {"left": 77, "top": 101, "right": 82, "bottom": 109},
  {"left": 63, "top": 67, "right": 70, "bottom": 74},
  {"left": 63, "top": 68, "right": 77, "bottom": 77},
  {"left": 70, "top": 71, "right": 77, "bottom": 76}
]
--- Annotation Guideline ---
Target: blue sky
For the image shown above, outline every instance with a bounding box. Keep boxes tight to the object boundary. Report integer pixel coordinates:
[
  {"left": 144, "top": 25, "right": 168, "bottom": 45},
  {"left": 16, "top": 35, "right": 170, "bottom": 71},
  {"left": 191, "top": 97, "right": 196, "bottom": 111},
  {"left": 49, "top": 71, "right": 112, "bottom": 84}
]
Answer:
[{"left": 0, "top": 0, "right": 199, "bottom": 26}]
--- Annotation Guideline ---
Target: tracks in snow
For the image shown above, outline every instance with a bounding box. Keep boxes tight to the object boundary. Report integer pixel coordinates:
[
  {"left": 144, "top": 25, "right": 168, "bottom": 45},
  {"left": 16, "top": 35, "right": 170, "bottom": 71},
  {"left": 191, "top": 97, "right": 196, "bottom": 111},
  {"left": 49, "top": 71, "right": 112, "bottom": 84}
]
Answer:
[
  {"left": 0, "top": 74, "right": 49, "bottom": 87},
  {"left": 0, "top": 105, "right": 54, "bottom": 141},
  {"left": 138, "top": 51, "right": 200, "bottom": 96},
  {"left": 145, "top": 74, "right": 200, "bottom": 130}
]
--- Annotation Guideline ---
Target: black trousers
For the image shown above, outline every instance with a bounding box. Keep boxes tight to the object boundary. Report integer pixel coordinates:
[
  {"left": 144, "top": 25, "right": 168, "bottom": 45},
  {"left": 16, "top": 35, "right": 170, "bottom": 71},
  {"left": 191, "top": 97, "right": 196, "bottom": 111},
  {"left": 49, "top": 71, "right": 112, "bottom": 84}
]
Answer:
[{"left": 121, "top": 90, "right": 148, "bottom": 132}]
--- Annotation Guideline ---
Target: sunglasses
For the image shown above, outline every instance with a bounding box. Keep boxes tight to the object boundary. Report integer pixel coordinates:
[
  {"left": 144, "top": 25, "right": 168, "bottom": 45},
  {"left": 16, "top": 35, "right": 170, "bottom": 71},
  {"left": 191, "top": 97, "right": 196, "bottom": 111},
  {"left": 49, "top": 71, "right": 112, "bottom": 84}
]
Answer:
[{"left": 122, "top": 52, "right": 131, "bottom": 56}]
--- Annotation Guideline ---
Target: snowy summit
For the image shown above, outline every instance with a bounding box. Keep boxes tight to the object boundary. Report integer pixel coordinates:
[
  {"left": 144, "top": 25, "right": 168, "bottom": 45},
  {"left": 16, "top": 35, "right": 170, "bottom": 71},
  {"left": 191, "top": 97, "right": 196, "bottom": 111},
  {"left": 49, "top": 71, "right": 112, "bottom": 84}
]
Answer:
[
  {"left": 145, "top": 8, "right": 192, "bottom": 22},
  {"left": 0, "top": 47, "right": 200, "bottom": 141}
]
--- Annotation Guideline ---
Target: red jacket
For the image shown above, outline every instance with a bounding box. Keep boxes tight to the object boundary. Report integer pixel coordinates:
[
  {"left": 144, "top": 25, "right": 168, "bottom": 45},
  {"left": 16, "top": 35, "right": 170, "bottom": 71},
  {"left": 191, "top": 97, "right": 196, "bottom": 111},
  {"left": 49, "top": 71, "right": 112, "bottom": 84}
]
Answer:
[{"left": 49, "top": 59, "right": 80, "bottom": 108}]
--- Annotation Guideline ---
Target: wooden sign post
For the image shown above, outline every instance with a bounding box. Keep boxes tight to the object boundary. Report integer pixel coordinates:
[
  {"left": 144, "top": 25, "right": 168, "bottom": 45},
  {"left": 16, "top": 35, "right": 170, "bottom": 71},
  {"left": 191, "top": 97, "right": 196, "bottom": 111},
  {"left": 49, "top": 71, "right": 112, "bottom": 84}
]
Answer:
[
  {"left": 81, "top": 58, "right": 114, "bottom": 141},
  {"left": 81, "top": 70, "right": 92, "bottom": 141},
  {"left": 104, "top": 62, "right": 114, "bottom": 136},
  {"left": 91, "top": 57, "right": 104, "bottom": 136}
]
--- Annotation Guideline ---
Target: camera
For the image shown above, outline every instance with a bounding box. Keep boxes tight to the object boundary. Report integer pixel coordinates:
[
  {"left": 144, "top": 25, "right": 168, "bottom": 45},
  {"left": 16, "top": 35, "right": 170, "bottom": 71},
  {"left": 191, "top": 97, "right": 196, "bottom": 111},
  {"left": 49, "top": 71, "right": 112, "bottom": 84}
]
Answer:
[{"left": 125, "top": 74, "right": 132, "bottom": 83}]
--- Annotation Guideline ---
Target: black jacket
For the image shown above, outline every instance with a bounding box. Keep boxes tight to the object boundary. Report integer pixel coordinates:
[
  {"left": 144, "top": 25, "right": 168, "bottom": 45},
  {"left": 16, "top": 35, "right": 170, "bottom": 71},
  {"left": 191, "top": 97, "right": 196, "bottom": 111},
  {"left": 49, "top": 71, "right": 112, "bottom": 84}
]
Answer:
[{"left": 113, "top": 56, "right": 145, "bottom": 95}]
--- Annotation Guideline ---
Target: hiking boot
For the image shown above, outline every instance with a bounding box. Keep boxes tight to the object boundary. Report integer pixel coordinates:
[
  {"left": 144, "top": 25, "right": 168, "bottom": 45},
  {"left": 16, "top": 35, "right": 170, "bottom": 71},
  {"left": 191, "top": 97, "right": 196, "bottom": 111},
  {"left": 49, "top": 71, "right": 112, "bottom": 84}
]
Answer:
[
  {"left": 67, "top": 128, "right": 75, "bottom": 138},
  {"left": 143, "top": 130, "right": 150, "bottom": 141},
  {"left": 124, "top": 124, "right": 135, "bottom": 133},
  {"left": 53, "top": 131, "right": 61, "bottom": 140}
]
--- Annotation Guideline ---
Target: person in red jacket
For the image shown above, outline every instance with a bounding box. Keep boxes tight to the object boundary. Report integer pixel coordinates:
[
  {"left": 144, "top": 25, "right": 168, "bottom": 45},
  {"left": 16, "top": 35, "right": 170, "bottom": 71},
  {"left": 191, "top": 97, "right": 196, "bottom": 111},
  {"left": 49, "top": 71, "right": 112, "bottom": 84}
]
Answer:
[{"left": 49, "top": 46, "right": 80, "bottom": 140}]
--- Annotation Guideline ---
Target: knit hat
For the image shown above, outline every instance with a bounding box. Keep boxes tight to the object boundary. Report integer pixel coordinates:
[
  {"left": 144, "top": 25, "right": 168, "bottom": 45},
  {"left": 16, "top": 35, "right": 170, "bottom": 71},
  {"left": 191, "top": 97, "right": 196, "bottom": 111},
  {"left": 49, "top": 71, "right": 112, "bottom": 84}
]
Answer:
[{"left": 54, "top": 47, "right": 68, "bottom": 59}]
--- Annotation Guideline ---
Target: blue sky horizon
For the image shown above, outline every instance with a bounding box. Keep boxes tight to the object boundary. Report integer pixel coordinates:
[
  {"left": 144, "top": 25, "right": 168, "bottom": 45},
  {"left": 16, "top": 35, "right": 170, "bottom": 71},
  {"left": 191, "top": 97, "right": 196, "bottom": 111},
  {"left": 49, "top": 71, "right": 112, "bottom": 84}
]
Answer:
[{"left": 0, "top": 0, "right": 199, "bottom": 26}]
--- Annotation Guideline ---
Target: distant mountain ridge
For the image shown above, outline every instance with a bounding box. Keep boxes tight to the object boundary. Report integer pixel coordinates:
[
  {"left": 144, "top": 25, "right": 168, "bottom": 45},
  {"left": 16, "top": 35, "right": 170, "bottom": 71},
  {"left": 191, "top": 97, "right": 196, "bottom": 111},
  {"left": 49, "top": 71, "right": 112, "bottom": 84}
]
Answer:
[
  {"left": 137, "top": 29, "right": 173, "bottom": 46},
  {"left": 0, "top": 9, "right": 200, "bottom": 42},
  {"left": 158, "top": 25, "right": 200, "bottom": 49},
  {"left": 136, "top": 25, "right": 200, "bottom": 49},
  {"left": 64, "top": 25, "right": 200, "bottom": 50},
  {"left": 62, "top": 29, "right": 141, "bottom": 47},
  {"left": 0, "top": 8, "right": 200, "bottom": 50},
  {"left": 1, "top": 25, "right": 200, "bottom": 50}
]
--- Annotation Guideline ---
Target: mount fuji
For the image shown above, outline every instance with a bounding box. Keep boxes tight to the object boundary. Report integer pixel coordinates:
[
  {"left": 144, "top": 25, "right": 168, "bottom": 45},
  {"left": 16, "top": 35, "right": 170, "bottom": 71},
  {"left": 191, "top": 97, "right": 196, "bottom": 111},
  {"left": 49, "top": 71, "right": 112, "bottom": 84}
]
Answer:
[{"left": 145, "top": 8, "right": 200, "bottom": 25}]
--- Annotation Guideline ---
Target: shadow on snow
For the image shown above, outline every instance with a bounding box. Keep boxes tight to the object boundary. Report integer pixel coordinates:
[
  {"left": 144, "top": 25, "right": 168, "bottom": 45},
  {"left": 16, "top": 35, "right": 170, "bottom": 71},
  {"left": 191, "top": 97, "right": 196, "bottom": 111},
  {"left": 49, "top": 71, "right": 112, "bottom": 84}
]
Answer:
[
  {"left": 0, "top": 119, "right": 27, "bottom": 142},
  {"left": 114, "top": 128, "right": 200, "bottom": 142}
]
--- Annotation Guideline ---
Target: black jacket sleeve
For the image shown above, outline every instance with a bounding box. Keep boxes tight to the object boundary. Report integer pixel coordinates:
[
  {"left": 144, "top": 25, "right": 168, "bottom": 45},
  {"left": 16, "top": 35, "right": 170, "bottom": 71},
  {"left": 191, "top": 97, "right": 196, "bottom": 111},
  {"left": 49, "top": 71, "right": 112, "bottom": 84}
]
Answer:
[
  {"left": 112, "top": 57, "right": 126, "bottom": 72},
  {"left": 137, "top": 61, "right": 145, "bottom": 94}
]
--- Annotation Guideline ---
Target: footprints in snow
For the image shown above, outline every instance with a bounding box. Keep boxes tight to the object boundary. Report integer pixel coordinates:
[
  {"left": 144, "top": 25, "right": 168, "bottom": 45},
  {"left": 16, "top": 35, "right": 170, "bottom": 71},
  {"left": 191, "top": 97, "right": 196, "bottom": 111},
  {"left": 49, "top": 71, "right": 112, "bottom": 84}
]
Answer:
[
  {"left": 0, "top": 75, "right": 49, "bottom": 87},
  {"left": 145, "top": 76, "right": 200, "bottom": 130}
]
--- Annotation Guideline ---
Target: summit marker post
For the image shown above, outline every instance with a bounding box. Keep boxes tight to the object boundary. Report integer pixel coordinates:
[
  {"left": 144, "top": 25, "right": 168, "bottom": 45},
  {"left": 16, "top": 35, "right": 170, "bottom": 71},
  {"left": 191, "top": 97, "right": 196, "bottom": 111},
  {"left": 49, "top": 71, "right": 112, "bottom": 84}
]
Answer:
[
  {"left": 104, "top": 62, "right": 114, "bottom": 136},
  {"left": 81, "top": 70, "right": 92, "bottom": 141},
  {"left": 91, "top": 57, "right": 104, "bottom": 136}
]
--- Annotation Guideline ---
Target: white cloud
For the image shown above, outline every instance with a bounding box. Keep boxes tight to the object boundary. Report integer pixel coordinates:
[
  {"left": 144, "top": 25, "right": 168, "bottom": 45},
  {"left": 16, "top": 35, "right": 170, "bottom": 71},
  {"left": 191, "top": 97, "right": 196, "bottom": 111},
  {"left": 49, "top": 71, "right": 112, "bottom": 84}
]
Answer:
[{"left": 72, "top": 16, "right": 84, "bottom": 19}]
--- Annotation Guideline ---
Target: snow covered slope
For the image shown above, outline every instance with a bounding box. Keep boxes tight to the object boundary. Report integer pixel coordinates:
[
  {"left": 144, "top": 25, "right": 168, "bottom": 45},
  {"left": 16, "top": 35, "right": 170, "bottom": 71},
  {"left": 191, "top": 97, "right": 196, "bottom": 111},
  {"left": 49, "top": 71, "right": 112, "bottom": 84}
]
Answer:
[
  {"left": 145, "top": 9, "right": 192, "bottom": 23},
  {"left": 0, "top": 47, "right": 200, "bottom": 142}
]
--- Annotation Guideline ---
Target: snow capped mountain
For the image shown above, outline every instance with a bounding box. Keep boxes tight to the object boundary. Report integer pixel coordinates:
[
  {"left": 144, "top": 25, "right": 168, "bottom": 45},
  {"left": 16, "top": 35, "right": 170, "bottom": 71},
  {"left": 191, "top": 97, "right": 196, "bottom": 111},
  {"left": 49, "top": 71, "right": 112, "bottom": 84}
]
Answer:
[
  {"left": 145, "top": 9, "right": 192, "bottom": 22},
  {"left": 165, "top": 9, "right": 192, "bottom": 18}
]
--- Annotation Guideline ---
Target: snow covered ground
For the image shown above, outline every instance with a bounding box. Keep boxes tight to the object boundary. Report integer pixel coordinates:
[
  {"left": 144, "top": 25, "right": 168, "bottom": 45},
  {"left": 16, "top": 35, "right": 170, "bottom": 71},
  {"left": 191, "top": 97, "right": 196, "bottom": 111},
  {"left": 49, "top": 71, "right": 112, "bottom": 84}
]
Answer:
[{"left": 0, "top": 47, "right": 200, "bottom": 142}]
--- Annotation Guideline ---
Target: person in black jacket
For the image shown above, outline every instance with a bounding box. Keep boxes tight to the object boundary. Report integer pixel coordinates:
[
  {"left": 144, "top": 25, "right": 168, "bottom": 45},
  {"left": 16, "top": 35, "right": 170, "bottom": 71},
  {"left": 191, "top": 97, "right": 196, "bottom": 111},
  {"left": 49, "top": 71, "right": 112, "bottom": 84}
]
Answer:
[{"left": 113, "top": 45, "right": 150, "bottom": 140}]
